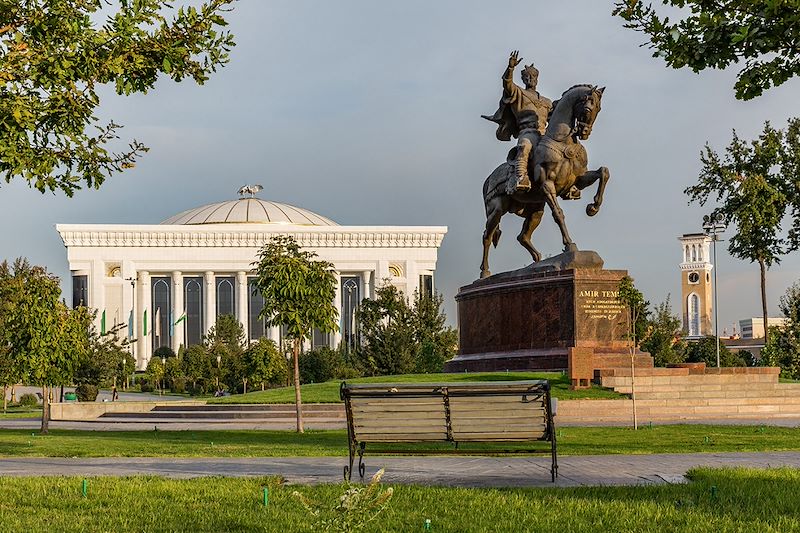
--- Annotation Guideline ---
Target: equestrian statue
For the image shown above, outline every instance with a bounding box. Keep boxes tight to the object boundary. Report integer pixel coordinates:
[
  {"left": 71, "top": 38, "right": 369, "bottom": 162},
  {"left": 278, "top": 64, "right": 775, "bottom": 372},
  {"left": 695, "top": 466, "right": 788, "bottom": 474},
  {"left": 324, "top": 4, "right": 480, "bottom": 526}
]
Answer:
[{"left": 480, "top": 51, "right": 609, "bottom": 279}]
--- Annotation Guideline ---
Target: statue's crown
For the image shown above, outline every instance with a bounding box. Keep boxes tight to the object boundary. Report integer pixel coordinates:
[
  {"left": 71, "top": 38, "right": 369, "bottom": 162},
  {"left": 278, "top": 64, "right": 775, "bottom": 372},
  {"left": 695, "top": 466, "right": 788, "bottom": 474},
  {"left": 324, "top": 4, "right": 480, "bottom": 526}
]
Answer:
[{"left": 522, "top": 63, "right": 539, "bottom": 80}]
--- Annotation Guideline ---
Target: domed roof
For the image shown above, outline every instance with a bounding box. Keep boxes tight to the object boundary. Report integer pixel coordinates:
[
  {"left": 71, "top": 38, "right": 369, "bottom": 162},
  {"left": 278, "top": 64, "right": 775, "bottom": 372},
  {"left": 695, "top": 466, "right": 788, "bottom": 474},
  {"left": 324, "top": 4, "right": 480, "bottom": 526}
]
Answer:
[{"left": 161, "top": 198, "right": 338, "bottom": 226}]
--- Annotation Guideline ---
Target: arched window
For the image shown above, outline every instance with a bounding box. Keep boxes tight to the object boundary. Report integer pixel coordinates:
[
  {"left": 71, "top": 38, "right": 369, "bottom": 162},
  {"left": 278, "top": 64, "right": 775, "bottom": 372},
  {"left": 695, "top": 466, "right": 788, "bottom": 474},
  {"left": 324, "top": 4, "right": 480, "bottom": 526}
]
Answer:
[
  {"left": 248, "top": 277, "right": 266, "bottom": 341},
  {"left": 688, "top": 293, "right": 700, "bottom": 337},
  {"left": 698, "top": 245, "right": 703, "bottom": 261},
  {"left": 684, "top": 245, "right": 690, "bottom": 262},
  {"left": 341, "top": 276, "right": 361, "bottom": 353},
  {"left": 692, "top": 245, "right": 697, "bottom": 262},
  {"left": 216, "top": 276, "right": 235, "bottom": 318},
  {"left": 184, "top": 277, "right": 203, "bottom": 347},
  {"left": 152, "top": 277, "right": 171, "bottom": 352}
]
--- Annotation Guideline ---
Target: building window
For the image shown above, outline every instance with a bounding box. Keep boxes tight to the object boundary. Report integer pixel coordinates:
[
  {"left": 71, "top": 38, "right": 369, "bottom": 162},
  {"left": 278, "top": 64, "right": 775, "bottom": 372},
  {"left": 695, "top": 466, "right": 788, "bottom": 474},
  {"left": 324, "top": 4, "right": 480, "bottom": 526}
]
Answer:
[
  {"left": 419, "top": 274, "right": 434, "bottom": 299},
  {"left": 248, "top": 278, "right": 266, "bottom": 341},
  {"left": 152, "top": 277, "right": 172, "bottom": 352},
  {"left": 688, "top": 293, "right": 700, "bottom": 337},
  {"left": 72, "top": 275, "right": 88, "bottom": 308},
  {"left": 184, "top": 277, "right": 204, "bottom": 347},
  {"left": 216, "top": 276, "right": 235, "bottom": 318},
  {"left": 312, "top": 328, "right": 331, "bottom": 349},
  {"left": 341, "top": 276, "right": 360, "bottom": 352}
]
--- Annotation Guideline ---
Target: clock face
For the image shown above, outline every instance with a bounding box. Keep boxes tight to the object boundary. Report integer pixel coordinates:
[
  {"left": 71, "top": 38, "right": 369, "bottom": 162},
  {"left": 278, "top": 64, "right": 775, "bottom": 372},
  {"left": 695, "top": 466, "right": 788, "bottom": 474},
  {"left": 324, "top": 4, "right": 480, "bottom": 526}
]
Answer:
[{"left": 688, "top": 272, "right": 700, "bottom": 284}]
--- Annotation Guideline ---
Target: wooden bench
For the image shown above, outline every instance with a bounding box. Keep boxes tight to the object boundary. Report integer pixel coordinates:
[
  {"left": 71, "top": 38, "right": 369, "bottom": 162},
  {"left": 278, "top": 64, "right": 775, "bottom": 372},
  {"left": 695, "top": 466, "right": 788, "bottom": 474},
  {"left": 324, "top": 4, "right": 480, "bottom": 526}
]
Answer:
[{"left": 340, "top": 380, "right": 558, "bottom": 482}]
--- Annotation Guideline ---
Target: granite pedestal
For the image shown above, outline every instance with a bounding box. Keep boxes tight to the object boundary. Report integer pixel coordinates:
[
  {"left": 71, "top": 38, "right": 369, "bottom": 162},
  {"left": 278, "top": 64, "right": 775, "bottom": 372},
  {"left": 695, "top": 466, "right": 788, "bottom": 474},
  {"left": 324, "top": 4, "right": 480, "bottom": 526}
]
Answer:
[{"left": 445, "top": 251, "right": 652, "bottom": 387}]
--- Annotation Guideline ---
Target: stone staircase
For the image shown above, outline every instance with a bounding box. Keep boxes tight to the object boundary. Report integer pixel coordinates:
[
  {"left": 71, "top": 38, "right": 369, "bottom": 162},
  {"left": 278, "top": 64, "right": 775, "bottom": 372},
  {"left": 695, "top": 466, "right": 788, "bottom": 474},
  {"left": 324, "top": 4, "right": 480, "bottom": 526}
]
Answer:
[
  {"left": 583, "top": 365, "right": 800, "bottom": 423},
  {"left": 96, "top": 403, "right": 346, "bottom": 427}
]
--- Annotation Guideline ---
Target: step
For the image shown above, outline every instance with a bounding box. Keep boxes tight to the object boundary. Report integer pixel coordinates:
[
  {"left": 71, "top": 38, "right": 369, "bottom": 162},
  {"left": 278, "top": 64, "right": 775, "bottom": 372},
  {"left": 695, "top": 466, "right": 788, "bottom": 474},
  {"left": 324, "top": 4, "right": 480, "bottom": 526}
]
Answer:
[
  {"left": 101, "top": 410, "right": 345, "bottom": 420},
  {"left": 151, "top": 403, "right": 344, "bottom": 413}
]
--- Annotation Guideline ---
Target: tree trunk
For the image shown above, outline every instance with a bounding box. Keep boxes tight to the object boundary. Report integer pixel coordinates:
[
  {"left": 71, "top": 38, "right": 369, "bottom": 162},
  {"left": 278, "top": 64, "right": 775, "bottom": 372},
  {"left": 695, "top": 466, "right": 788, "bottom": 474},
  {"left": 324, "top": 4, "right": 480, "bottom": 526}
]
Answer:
[
  {"left": 293, "top": 338, "right": 304, "bottom": 433},
  {"left": 2, "top": 384, "right": 7, "bottom": 413},
  {"left": 760, "top": 258, "right": 769, "bottom": 344},
  {"left": 243, "top": 378, "right": 247, "bottom": 395},
  {"left": 10, "top": 384, "right": 15, "bottom": 404},
  {"left": 40, "top": 385, "right": 50, "bottom": 435}
]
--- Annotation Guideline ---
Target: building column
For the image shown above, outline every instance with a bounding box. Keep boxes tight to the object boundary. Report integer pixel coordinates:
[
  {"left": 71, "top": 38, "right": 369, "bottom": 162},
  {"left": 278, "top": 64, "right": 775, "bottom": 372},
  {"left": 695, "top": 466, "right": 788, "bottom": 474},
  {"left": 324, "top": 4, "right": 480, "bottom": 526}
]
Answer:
[
  {"left": 333, "top": 272, "right": 342, "bottom": 348},
  {"left": 405, "top": 260, "right": 418, "bottom": 298},
  {"left": 236, "top": 271, "right": 249, "bottom": 341},
  {"left": 268, "top": 325, "right": 281, "bottom": 347},
  {"left": 361, "top": 270, "right": 372, "bottom": 300},
  {"left": 91, "top": 259, "right": 105, "bottom": 333},
  {"left": 171, "top": 271, "right": 184, "bottom": 353},
  {"left": 204, "top": 271, "right": 216, "bottom": 336},
  {"left": 137, "top": 271, "right": 151, "bottom": 370}
]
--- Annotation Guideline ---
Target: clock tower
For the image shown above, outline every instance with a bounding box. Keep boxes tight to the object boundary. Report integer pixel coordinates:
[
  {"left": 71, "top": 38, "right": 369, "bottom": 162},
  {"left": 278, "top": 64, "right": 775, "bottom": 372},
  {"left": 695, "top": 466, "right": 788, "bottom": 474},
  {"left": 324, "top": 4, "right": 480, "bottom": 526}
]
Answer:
[{"left": 679, "top": 233, "right": 713, "bottom": 337}]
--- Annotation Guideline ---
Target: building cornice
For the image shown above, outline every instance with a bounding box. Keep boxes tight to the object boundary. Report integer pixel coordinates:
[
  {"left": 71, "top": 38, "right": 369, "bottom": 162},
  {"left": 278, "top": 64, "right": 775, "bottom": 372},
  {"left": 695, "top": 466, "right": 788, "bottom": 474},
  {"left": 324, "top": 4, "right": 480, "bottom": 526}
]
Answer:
[{"left": 55, "top": 224, "right": 448, "bottom": 249}]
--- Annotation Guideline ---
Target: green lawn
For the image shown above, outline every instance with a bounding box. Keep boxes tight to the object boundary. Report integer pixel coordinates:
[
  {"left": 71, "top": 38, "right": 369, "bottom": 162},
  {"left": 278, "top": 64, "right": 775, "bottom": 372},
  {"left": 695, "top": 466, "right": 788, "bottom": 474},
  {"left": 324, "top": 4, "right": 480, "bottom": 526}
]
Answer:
[
  {"left": 211, "top": 371, "right": 622, "bottom": 404},
  {"left": 2, "top": 425, "right": 800, "bottom": 458},
  {"left": 0, "top": 406, "right": 42, "bottom": 419},
  {"left": 0, "top": 468, "right": 798, "bottom": 531}
]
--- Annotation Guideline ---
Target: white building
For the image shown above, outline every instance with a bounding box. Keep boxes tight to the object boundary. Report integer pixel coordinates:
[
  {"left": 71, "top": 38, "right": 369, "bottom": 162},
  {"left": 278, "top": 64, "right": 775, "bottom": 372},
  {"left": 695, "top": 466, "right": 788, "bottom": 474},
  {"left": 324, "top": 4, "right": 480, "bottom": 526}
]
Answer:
[
  {"left": 739, "top": 317, "right": 788, "bottom": 340},
  {"left": 57, "top": 193, "right": 447, "bottom": 370}
]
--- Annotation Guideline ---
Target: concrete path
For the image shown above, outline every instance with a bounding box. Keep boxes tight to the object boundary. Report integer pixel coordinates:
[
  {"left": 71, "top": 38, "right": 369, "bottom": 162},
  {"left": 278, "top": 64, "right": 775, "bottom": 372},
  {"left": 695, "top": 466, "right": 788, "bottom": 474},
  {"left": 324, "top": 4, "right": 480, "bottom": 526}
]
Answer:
[
  {"left": 0, "top": 418, "right": 343, "bottom": 431},
  {"left": 1, "top": 452, "right": 799, "bottom": 488}
]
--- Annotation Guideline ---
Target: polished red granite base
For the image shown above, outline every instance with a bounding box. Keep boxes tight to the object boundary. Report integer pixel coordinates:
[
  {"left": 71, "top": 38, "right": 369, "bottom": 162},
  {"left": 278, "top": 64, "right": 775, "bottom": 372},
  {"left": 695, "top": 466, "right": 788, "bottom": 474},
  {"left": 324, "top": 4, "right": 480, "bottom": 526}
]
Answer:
[{"left": 445, "top": 253, "right": 653, "bottom": 387}]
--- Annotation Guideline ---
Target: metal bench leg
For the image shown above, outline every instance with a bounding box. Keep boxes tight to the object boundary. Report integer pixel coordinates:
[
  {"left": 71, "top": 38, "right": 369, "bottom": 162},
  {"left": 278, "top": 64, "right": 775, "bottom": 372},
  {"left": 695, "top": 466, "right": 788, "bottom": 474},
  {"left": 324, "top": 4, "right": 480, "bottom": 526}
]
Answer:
[
  {"left": 357, "top": 441, "right": 366, "bottom": 479},
  {"left": 344, "top": 439, "right": 355, "bottom": 481}
]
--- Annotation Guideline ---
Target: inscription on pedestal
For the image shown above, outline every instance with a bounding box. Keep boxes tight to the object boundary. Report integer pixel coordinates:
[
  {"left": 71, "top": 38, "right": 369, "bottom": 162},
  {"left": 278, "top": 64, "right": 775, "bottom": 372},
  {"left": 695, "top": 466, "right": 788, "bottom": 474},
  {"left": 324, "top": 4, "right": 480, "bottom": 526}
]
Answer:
[{"left": 577, "top": 289, "right": 625, "bottom": 321}]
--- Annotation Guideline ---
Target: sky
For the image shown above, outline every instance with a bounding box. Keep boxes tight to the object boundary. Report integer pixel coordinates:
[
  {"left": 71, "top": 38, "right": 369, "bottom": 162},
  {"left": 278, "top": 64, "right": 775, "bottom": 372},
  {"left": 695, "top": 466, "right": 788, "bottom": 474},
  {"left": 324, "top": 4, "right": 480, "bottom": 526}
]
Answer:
[{"left": 2, "top": 0, "right": 800, "bottom": 334}]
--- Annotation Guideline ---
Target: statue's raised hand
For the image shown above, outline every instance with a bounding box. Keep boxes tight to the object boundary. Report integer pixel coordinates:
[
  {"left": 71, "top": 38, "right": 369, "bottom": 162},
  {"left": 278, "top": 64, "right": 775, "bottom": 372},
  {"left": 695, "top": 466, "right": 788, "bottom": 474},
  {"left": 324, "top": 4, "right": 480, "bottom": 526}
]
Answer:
[{"left": 508, "top": 50, "right": 522, "bottom": 69}]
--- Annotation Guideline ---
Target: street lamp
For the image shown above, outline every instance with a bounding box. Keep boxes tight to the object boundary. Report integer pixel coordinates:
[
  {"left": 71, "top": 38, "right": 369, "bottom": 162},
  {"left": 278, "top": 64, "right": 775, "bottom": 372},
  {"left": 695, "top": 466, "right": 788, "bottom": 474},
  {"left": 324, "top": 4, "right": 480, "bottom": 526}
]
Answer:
[
  {"left": 703, "top": 213, "right": 727, "bottom": 368},
  {"left": 161, "top": 356, "right": 166, "bottom": 396}
]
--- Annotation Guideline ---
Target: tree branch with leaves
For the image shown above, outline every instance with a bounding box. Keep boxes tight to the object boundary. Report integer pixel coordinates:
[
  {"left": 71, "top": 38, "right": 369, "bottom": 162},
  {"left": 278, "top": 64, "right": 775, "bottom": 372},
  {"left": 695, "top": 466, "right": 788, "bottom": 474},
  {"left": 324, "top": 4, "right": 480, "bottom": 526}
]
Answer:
[{"left": 0, "top": 0, "right": 235, "bottom": 196}]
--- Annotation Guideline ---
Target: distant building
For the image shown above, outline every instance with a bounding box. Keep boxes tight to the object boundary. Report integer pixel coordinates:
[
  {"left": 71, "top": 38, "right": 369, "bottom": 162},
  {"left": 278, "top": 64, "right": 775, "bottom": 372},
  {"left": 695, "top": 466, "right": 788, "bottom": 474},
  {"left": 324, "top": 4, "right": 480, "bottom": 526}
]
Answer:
[
  {"left": 678, "top": 233, "right": 713, "bottom": 338},
  {"left": 738, "top": 317, "right": 788, "bottom": 340},
  {"left": 57, "top": 191, "right": 447, "bottom": 370}
]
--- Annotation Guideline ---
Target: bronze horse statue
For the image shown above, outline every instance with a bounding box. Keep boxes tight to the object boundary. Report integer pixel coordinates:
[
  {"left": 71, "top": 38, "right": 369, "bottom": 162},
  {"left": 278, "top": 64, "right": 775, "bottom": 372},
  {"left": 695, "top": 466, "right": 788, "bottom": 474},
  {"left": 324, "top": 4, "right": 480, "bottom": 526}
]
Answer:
[{"left": 480, "top": 84, "right": 609, "bottom": 278}]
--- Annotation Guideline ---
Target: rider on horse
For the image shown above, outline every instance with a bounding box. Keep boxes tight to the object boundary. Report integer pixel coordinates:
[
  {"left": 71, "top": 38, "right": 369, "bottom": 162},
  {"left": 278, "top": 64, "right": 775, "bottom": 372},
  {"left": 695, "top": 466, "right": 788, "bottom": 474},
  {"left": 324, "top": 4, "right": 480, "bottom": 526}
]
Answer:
[{"left": 482, "top": 51, "right": 552, "bottom": 193}]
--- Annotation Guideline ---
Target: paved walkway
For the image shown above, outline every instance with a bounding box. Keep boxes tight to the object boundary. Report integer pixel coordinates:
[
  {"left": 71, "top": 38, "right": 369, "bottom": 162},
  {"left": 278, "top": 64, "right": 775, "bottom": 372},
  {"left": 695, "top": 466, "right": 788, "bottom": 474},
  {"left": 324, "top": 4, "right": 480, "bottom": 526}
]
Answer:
[{"left": 2, "top": 452, "right": 799, "bottom": 487}]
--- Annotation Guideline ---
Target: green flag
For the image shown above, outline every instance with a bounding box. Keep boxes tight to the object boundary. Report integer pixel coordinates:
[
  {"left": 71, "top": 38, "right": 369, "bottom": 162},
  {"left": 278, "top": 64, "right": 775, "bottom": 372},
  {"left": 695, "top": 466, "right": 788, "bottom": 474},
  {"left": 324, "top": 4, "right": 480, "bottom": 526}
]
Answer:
[
  {"left": 143, "top": 309, "right": 148, "bottom": 337},
  {"left": 174, "top": 309, "right": 187, "bottom": 325},
  {"left": 101, "top": 310, "right": 106, "bottom": 335}
]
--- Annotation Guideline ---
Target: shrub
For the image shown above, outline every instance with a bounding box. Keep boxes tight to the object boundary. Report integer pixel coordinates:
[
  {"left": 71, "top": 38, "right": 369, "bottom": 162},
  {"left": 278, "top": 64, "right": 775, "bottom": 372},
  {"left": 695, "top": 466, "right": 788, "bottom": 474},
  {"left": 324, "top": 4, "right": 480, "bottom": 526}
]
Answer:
[
  {"left": 138, "top": 377, "right": 155, "bottom": 393},
  {"left": 18, "top": 393, "right": 39, "bottom": 407},
  {"left": 299, "top": 347, "right": 340, "bottom": 384},
  {"left": 75, "top": 383, "right": 99, "bottom": 402},
  {"left": 171, "top": 376, "right": 187, "bottom": 394},
  {"left": 154, "top": 346, "right": 176, "bottom": 359}
]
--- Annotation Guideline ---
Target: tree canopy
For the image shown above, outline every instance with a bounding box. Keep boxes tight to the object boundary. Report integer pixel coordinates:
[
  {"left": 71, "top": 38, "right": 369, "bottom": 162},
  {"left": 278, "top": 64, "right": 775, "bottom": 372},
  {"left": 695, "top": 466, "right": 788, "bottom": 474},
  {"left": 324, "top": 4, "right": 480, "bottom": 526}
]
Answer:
[
  {"left": 0, "top": 0, "right": 234, "bottom": 195},
  {"left": 613, "top": 1, "right": 800, "bottom": 100}
]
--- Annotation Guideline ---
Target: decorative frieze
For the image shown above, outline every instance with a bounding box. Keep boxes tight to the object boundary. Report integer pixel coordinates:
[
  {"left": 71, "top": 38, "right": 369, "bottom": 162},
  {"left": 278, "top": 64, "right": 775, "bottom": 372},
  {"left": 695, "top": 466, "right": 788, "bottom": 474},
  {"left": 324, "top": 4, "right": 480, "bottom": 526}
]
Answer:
[{"left": 56, "top": 225, "right": 447, "bottom": 249}]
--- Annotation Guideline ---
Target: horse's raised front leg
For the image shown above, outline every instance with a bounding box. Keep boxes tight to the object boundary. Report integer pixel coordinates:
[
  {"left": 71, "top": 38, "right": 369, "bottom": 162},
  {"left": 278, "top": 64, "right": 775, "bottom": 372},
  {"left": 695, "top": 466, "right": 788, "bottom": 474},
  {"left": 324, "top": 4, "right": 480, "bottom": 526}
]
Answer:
[
  {"left": 573, "top": 166, "right": 610, "bottom": 217},
  {"left": 480, "top": 201, "right": 504, "bottom": 279},
  {"left": 517, "top": 206, "right": 544, "bottom": 263},
  {"left": 537, "top": 164, "right": 577, "bottom": 252}
]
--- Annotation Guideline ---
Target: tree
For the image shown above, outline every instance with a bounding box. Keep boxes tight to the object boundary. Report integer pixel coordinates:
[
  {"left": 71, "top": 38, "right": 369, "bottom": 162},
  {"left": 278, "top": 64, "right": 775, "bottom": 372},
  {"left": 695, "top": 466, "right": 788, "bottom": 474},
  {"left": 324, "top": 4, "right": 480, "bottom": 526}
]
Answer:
[
  {"left": 0, "top": 259, "right": 91, "bottom": 433},
  {"left": 244, "top": 338, "right": 288, "bottom": 392},
  {"left": 685, "top": 336, "right": 745, "bottom": 367},
  {"left": 685, "top": 120, "right": 800, "bottom": 343},
  {"left": 617, "top": 275, "right": 649, "bottom": 430},
  {"left": 760, "top": 282, "right": 800, "bottom": 378},
  {"left": 613, "top": 1, "right": 800, "bottom": 100},
  {"left": 252, "top": 236, "right": 338, "bottom": 433},
  {"left": 357, "top": 284, "right": 416, "bottom": 376},
  {"left": 204, "top": 314, "right": 245, "bottom": 392},
  {"left": 411, "top": 291, "right": 457, "bottom": 373},
  {"left": 640, "top": 296, "right": 686, "bottom": 367},
  {"left": 182, "top": 344, "right": 211, "bottom": 393},
  {"left": 0, "top": 0, "right": 235, "bottom": 196}
]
